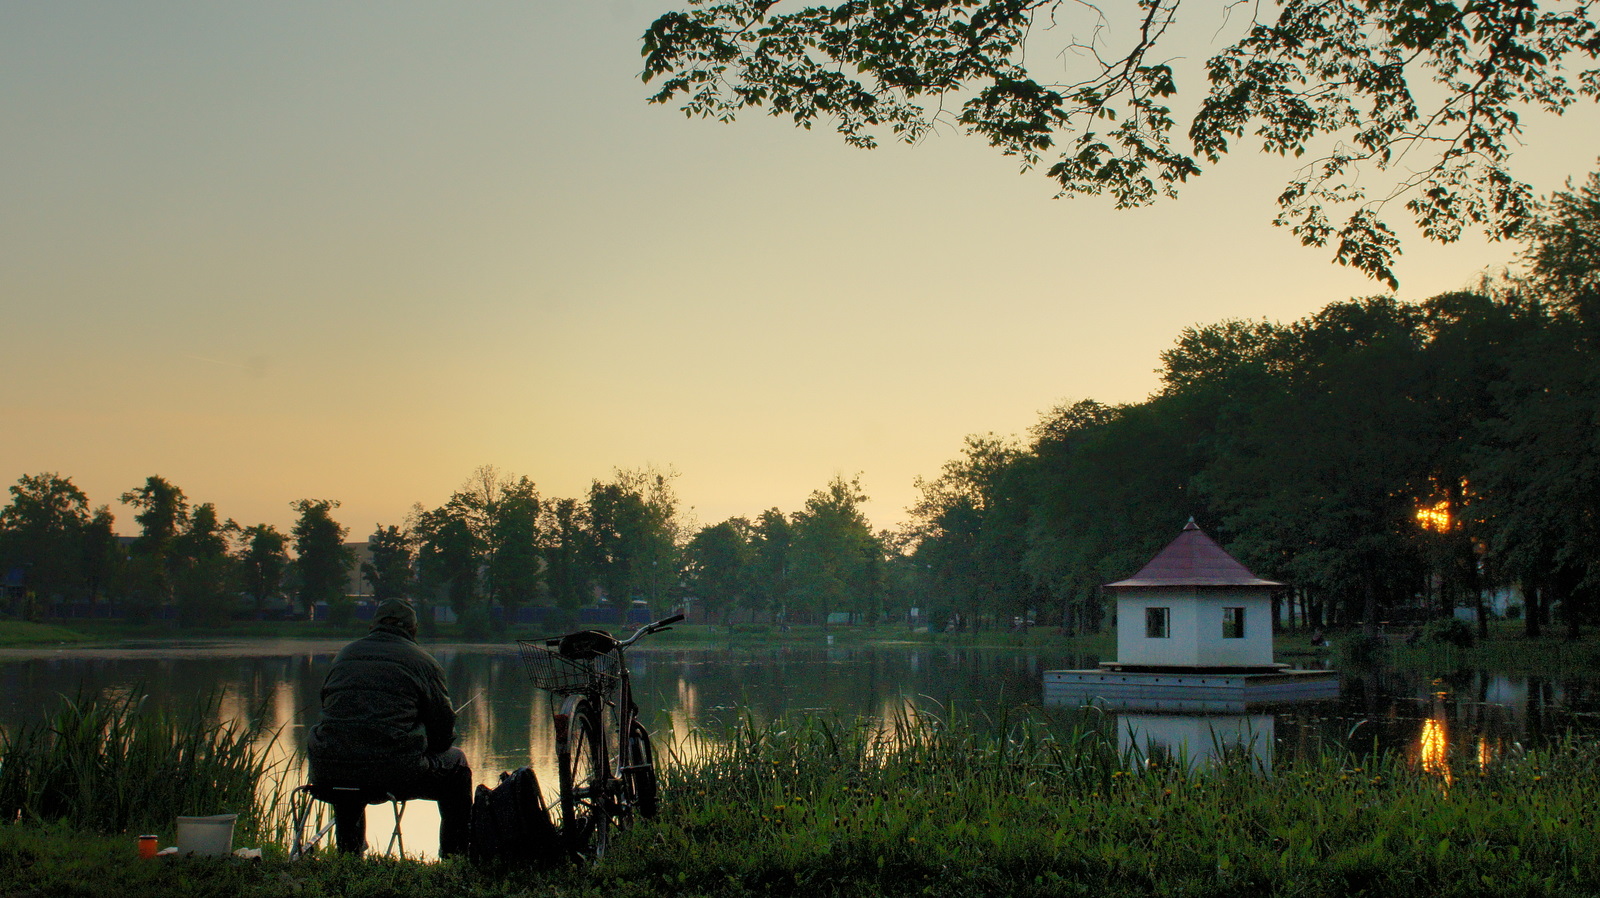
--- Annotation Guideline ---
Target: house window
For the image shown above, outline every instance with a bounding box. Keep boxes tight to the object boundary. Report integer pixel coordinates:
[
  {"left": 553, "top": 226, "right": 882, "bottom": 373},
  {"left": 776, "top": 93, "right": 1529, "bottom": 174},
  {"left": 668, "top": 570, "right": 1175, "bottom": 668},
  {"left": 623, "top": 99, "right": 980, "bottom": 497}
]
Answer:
[
  {"left": 1222, "top": 607, "right": 1245, "bottom": 639},
  {"left": 1145, "top": 607, "right": 1170, "bottom": 639}
]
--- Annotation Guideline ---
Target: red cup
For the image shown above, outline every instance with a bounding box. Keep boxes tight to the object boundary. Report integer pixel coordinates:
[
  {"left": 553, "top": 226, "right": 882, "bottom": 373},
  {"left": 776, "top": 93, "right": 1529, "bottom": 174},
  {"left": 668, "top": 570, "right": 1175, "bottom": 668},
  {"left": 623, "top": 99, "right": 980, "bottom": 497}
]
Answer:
[{"left": 138, "top": 835, "right": 158, "bottom": 859}]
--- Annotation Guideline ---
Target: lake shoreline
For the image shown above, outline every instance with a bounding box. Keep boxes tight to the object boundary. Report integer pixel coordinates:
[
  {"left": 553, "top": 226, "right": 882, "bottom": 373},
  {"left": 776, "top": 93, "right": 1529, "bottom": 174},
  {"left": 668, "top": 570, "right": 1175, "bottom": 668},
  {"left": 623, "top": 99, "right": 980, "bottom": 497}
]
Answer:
[
  {"left": 4, "top": 617, "right": 1596, "bottom": 675},
  {"left": 0, "top": 618, "right": 1121, "bottom": 655},
  {"left": 0, "top": 637, "right": 525, "bottom": 661}
]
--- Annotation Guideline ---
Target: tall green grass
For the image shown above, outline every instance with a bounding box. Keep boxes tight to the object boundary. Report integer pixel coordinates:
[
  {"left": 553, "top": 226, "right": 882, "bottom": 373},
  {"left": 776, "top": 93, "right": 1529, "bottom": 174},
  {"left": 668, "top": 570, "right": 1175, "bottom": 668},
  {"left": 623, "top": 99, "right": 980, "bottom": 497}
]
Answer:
[
  {"left": 661, "top": 704, "right": 1125, "bottom": 807},
  {"left": 3, "top": 701, "right": 1600, "bottom": 896},
  {"left": 0, "top": 691, "right": 282, "bottom": 838},
  {"left": 604, "top": 706, "right": 1600, "bottom": 897}
]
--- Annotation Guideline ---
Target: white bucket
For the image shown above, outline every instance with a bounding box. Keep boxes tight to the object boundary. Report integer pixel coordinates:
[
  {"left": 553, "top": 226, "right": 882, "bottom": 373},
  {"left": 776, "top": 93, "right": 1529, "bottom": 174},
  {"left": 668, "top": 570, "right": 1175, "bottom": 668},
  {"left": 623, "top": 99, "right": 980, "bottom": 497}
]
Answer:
[{"left": 175, "top": 814, "right": 237, "bottom": 856}]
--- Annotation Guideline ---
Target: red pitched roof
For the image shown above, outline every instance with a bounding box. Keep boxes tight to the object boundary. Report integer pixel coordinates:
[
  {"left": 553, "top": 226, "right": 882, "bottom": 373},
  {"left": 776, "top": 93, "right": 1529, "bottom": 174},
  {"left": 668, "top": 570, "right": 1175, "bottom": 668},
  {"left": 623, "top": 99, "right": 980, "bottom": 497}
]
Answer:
[{"left": 1105, "top": 519, "right": 1283, "bottom": 589}]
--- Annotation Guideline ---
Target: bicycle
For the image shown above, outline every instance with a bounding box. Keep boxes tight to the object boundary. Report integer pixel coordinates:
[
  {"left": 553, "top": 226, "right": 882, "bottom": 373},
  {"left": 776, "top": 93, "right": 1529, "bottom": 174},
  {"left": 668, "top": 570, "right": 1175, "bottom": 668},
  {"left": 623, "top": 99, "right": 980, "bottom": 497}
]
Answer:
[{"left": 518, "top": 613, "right": 682, "bottom": 859}]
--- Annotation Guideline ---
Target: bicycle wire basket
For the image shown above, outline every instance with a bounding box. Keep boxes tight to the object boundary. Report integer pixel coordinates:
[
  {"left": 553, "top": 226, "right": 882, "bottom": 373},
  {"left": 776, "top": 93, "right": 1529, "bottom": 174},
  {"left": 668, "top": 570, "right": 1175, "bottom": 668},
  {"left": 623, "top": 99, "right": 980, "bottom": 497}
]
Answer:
[{"left": 518, "top": 640, "right": 621, "bottom": 696}]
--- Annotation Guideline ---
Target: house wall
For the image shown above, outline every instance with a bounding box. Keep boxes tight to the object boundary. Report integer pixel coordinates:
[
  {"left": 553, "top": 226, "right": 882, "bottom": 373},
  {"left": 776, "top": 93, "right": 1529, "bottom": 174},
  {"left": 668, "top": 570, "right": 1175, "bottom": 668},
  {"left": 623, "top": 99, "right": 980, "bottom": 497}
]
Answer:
[
  {"left": 1193, "top": 592, "right": 1273, "bottom": 666},
  {"left": 1117, "top": 591, "right": 1198, "bottom": 666},
  {"left": 1115, "top": 588, "right": 1274, "bottom": 667}
]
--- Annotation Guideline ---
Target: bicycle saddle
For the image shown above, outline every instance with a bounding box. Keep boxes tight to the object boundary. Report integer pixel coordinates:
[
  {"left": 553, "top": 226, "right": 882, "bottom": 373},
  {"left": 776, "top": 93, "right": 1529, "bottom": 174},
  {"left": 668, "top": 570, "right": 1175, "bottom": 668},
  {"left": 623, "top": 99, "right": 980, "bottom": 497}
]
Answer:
[{"left": 557, "top": 630, "right": 617, "bottom": 659}]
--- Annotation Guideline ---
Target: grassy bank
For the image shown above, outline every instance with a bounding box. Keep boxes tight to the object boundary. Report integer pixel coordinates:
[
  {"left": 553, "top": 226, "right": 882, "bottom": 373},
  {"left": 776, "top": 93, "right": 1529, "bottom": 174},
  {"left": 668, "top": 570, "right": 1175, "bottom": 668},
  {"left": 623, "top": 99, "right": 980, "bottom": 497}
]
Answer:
[
  {"left": 0, "top": 824, "right": 600, "bottom": 898},
  {"left": 14, "top": 611, "right": 1591, "bottom": 657},
  {"left": 5, "top": 701, "right": 1600, "bottom": 897},
  {"left": 0, "top": 620, "right": 94, "bottom": 646},
  {"left": 1307, "top": 619, "right": 1600, "bottom": 676},
  {"left": 1388, "top": 632, "right": 1600, "bottom": 677},
  {"left": 22, "top": 616, "right": 1595, "bottom": 669},
  {"left": 1, "top": 618, "right": 375, "bottom": 645}
]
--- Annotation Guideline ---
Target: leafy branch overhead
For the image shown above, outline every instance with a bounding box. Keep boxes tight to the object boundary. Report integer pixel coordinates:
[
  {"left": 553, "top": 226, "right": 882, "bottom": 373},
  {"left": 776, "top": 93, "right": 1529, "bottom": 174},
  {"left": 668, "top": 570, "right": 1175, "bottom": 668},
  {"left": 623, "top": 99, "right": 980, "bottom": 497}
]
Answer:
[{"left": 641, "top": 0, "right": 1600, "bottom": 286}]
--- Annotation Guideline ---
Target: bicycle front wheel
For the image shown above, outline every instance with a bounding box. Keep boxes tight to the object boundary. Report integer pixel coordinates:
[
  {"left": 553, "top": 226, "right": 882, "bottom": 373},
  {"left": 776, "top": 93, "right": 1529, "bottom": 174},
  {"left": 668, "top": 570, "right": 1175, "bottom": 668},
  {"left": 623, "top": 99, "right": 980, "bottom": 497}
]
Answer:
[{"left": 556, "top": 697, "right": 610, "bottom": 859}]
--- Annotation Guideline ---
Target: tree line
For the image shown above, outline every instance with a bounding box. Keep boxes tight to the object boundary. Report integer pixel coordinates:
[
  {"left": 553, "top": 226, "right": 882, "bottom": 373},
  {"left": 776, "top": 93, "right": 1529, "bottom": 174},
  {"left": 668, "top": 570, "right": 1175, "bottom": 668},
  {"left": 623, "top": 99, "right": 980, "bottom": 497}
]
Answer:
[
  {"left": 0, "top": 462, "right": 891, "bottom": 634},
  {"left": 0, "top": 473, "right": 355, "bottom": 629},
  {"left": 6, "top": 169, "right": 1598, "bottom": 636},
  {"left": 902, "top": 168, "right": 1600, "bottom": 639}
]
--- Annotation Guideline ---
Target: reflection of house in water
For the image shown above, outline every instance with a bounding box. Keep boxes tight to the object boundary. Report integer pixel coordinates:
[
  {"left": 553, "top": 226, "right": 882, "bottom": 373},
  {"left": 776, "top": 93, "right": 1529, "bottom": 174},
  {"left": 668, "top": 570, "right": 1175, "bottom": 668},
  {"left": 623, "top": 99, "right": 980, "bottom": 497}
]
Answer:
[
  {"left": 1046, "top": 520, "right": 1337, "bottom": 768},
  {"left": 1483, "top": 675, "right": 1527, "bottom": 709},
  {"left": 1118, "top": 713, "right": 1275, "bottom": 772}
]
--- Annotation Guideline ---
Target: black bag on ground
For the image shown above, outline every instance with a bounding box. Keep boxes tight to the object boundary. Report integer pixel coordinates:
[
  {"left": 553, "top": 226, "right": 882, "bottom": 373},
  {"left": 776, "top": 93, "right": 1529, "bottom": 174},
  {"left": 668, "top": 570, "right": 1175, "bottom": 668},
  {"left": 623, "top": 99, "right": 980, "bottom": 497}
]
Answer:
[{"left": 469, "top": 766, "right": 561, "bottom": 866}]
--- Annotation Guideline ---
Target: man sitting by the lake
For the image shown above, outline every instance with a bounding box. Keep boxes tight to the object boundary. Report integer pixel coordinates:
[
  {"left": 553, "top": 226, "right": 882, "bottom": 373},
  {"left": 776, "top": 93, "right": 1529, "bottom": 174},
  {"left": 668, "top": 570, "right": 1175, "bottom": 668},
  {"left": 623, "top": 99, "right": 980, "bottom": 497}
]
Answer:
[{"left": 307, "top": 598, "right": 471, "bottom": 857}]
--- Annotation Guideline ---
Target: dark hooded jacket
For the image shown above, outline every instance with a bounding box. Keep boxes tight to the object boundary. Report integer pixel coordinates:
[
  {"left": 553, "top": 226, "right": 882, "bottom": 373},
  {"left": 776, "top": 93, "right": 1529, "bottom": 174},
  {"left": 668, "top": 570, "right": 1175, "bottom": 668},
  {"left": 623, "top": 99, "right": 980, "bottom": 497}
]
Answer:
[{"left": 307, "top": 622, "right": 456, "bottom": 785}]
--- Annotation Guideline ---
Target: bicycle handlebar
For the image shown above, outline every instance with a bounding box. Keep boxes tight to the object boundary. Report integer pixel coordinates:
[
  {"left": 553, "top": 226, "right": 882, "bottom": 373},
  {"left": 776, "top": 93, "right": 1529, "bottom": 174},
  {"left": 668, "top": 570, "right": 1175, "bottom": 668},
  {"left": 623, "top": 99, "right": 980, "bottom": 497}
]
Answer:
[{"left": 617, "top": 613, "right": 685, "bottom": 648}]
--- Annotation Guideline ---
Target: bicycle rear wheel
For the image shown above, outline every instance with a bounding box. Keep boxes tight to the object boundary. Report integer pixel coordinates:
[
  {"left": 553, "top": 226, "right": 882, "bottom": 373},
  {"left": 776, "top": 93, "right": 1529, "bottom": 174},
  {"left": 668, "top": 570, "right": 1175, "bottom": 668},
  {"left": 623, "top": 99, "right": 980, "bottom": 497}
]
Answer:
[
  {"left": 556, "top": 696, "right": 609, "bottom": 859},
  {"left": 624, "top": 720, "right": 659, "bottom": 819}
]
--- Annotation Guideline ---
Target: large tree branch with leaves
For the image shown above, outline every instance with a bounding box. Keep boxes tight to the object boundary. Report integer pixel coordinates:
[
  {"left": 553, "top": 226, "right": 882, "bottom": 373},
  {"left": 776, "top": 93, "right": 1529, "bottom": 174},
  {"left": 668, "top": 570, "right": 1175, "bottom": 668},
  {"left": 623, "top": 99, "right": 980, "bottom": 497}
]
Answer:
[{"left": 642, "top": 0, "right": 1600, "bottom": 286}]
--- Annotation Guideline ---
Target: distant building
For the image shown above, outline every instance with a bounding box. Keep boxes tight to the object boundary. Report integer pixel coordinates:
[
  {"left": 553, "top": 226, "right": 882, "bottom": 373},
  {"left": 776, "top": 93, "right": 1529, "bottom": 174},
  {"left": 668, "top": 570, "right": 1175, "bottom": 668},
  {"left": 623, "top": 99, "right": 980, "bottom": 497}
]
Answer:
[{"left": 344, "top": 541, "right": 372, "bottom": 599}]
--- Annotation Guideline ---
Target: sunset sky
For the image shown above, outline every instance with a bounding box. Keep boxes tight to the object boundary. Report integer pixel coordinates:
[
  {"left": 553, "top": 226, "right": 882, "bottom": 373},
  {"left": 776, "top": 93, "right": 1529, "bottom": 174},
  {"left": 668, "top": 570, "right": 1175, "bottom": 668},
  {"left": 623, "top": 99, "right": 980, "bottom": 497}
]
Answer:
[{"left": 5, "top": 1, "right": 1598, "bottom": 538}]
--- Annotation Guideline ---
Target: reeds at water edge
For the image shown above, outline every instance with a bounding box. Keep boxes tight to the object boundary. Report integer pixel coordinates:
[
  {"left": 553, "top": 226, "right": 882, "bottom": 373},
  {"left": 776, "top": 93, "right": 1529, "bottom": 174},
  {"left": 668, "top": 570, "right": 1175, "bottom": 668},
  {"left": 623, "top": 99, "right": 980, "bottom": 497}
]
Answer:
[{"left": 0, "top": 691, "right": 284, "bottom": 838}]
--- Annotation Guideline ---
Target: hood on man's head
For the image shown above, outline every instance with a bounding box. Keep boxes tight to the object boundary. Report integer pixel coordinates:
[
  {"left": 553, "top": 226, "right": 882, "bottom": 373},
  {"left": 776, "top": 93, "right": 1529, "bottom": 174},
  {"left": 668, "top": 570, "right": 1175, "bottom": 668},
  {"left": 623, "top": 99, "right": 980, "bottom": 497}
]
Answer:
[{"left": 373, "top": 599, "right": 418, "bottom": 631}]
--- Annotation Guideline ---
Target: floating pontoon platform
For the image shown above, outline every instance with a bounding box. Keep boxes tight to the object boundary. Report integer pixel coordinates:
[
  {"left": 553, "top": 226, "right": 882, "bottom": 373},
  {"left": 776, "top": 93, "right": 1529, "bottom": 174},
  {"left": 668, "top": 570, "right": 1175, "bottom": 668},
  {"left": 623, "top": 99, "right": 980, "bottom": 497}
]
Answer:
[{"left": 1043, "top": 666, "right": 1340, "bottom": 713}]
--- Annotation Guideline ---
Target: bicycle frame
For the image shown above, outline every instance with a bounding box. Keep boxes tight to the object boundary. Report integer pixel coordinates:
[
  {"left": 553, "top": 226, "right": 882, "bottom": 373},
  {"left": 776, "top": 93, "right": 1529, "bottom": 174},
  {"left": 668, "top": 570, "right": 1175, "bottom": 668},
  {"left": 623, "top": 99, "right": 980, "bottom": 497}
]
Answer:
[{"left": 606, "top": 614, "right": 677, "bottom": 802}]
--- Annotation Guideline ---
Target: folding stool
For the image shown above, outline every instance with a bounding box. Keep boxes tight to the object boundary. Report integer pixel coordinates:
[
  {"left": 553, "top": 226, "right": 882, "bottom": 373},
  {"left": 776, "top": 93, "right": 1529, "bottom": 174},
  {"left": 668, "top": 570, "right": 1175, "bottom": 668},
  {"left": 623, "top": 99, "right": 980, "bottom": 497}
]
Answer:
[{"left": 287, "top": 784, "right": 407, "bottom": 859}]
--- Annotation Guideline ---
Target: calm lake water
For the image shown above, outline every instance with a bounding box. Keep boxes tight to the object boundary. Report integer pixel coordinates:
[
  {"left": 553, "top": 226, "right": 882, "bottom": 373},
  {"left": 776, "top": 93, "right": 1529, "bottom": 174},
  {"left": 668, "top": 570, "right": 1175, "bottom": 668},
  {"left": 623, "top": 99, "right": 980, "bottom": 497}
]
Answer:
[{"left": 3, "top": 638, "right": 1597, "bottom": 857}]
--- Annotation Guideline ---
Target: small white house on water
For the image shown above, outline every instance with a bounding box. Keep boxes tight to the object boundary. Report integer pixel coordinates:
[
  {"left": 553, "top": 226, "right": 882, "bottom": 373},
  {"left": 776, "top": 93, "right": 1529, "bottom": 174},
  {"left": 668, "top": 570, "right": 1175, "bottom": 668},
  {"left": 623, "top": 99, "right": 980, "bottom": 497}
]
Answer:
[
  {"left": 1045, "top": 520, "right": 1338, "bottom": 712},
  {"left": 1108, "top": 519, "right": 1279, "bottom": 671}
]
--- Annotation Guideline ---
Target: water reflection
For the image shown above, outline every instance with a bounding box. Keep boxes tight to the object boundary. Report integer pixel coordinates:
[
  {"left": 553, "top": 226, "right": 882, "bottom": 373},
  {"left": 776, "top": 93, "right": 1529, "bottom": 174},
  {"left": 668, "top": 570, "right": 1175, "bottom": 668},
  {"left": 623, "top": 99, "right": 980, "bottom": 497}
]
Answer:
[
  {"left": 1117, "top": 714, "right": 1275, "bottom": 772},
  {"left": 2, "top": 642, "right": 1598, "bottom": 858},
  {"left": 1070, "top": 670, "right": 1555, "bottom": 786},
  {"left": 0, "top": 642, "right": 1076, "bottom": 857},
  {"left": 1418, "top": 715, "right": 1452, "bottom": 784}
]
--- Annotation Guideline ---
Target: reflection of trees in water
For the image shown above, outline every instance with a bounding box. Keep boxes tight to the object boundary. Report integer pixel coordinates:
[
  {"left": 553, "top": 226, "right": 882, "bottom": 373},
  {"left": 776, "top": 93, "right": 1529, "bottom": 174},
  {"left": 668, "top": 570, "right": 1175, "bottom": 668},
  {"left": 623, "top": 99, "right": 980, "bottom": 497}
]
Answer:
[
  {"left": 4, "top": 647, "right": 1598, "bottom": 789},
  {"left": 1268, "top": 666, "right": 1597, "bottom": 769},
  {"left": 624, "top": 647, "right": 1082, "bottom": 735}
]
